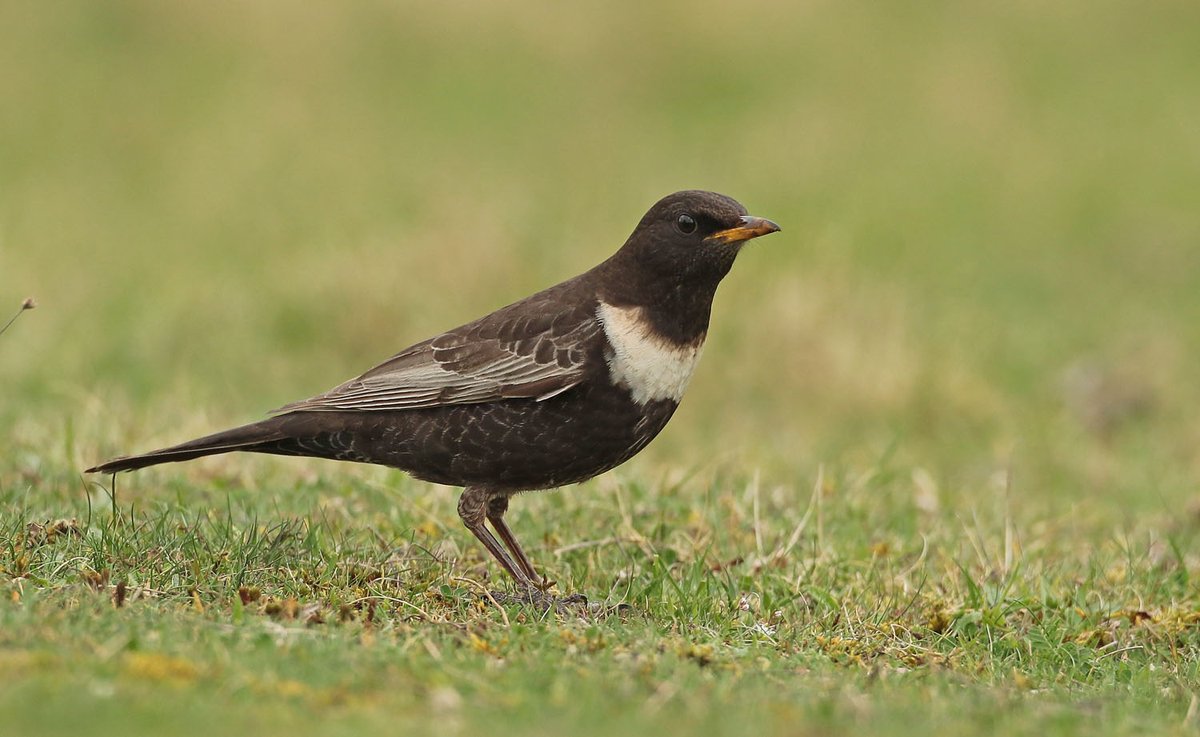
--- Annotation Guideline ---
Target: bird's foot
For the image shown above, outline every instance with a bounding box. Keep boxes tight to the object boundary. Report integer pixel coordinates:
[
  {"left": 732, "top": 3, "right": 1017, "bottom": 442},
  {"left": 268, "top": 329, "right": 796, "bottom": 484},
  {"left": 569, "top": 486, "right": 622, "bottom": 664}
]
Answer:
[
  {"left": 482, "top": 587, "right": 632, "bottom": 618},
  {"left": 485, "top": 585, "right": 584, "bottom": 613}
]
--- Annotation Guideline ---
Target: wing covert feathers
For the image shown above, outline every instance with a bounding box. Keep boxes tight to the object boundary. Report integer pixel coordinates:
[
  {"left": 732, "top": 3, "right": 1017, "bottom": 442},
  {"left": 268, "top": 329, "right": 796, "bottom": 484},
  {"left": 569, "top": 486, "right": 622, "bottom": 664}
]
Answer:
[{"left": 275, "top": 291, "right": 602, "bottom": 414}]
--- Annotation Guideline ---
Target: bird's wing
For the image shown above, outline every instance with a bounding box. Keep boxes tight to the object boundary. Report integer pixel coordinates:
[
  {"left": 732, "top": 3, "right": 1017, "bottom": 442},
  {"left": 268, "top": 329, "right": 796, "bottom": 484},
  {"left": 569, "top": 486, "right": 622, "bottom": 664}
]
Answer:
[{"left": 272, "top": 294, "right": 602, "bottom": 414}]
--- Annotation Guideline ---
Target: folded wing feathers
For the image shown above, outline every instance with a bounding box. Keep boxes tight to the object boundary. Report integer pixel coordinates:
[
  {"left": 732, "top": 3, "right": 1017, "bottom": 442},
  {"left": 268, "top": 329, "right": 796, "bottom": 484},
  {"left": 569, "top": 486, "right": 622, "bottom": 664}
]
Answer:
[{"left": 273, "top": 314, "right": 600, "bottom": 414}]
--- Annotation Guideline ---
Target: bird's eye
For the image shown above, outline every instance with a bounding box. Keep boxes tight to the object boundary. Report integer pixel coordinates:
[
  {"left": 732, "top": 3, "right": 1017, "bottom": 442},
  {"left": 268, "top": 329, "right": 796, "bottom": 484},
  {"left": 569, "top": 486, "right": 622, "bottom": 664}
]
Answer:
[{"left": 676, "top": 214, "right": 697, "bottom": 234}]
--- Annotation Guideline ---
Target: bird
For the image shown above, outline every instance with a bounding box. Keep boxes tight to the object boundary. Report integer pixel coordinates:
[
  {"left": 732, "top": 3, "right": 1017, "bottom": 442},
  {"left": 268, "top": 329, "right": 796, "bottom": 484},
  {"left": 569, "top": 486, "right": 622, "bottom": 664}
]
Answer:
[{"left": 87, "top": 190, "right": 780, "bottom": 594}]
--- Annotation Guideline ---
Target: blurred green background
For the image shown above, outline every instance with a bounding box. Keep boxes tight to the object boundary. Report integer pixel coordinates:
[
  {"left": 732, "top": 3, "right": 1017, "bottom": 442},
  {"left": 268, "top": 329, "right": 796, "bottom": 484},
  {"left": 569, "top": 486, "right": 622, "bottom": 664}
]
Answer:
[
  {"left": 3, "top": 0, "right": 1199, "bottom": 516},
  {"left": 4, "top": 3, "right": 1200, "bottom": 736}
]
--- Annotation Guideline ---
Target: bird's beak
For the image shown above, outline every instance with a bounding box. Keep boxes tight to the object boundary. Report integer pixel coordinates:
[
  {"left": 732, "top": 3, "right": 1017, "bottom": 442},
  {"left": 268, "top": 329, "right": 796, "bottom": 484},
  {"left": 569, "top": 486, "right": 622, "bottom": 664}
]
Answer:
[{"left": 706, "top": 215, "right": 782, "bottom": 245}]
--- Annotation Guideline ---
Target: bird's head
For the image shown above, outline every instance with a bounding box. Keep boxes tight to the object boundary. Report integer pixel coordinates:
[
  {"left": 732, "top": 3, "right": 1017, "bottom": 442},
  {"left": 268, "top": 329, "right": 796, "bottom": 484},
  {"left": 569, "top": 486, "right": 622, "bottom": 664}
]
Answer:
[{"left": 618, "top": 190, "right": 780, "bottom": 286}]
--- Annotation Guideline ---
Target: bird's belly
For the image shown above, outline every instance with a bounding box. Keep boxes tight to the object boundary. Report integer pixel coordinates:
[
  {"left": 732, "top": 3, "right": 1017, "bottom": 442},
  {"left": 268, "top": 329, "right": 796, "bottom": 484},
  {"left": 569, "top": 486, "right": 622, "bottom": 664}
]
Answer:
[{"left": 292, "top": 384, "right": 678, "bottom": 491}]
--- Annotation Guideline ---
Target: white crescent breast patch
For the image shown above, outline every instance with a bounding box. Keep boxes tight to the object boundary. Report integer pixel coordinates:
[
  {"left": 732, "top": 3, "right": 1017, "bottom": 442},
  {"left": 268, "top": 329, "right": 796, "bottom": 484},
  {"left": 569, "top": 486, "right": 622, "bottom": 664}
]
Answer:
[{"left": 597, "top": 301, "right": 705, "bottom": 406}]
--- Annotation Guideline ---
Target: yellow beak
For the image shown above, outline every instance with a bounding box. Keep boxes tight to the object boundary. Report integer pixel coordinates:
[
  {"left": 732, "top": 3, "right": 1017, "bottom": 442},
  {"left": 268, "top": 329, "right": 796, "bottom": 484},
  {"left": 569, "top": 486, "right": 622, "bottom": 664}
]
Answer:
[{"left": 705, "top": 215, "right": 782, "bottom": 245}]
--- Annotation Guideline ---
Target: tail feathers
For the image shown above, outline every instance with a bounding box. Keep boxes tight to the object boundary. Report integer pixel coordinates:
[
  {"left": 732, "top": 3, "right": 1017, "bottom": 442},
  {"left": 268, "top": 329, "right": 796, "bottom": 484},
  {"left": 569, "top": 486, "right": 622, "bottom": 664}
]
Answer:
[{"left": 86, "top": 419, "right": 289, "bottom": 474}]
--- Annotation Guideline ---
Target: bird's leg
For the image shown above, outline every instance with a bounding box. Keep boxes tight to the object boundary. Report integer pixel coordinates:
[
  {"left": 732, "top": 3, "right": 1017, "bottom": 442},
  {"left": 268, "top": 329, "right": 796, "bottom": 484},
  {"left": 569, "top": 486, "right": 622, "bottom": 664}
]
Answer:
[
  {"left": 486, "top": 495, "right": 553, "bottom": 590},
  {"left": 458, "top": 486, "right": 535, "bottom": 588}
]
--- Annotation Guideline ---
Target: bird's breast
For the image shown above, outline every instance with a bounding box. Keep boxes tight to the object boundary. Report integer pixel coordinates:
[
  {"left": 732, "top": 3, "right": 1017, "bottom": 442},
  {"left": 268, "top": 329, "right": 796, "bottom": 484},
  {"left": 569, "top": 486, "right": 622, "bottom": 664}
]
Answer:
[{"left": 596, "top": 301, "right": 705, "bottom": 406}]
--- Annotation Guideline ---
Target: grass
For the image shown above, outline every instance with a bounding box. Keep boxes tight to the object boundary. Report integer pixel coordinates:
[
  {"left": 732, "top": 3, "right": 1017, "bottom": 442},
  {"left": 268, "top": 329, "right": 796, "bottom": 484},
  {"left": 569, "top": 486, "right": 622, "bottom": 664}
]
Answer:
[
  {"left": 3, "top": 1, "right": 1200, "bottom": 735},
  {"left": 6, "top": 467, "right": 1200, "bottom": 736}
]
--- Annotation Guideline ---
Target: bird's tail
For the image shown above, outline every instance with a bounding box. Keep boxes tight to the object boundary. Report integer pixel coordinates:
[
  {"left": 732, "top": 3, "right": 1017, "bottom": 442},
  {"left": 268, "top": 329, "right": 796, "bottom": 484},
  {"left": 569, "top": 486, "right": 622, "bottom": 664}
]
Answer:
[{"left": 86, "top": 417, "right": 290, "bottom": 474}]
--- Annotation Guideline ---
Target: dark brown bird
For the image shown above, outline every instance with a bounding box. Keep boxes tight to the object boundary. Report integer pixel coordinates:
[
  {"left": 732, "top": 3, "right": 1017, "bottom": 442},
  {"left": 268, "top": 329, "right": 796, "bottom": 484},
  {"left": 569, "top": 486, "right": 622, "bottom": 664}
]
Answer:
[{"left": 88, "top": 190, "right": 780, "bottom": 592}]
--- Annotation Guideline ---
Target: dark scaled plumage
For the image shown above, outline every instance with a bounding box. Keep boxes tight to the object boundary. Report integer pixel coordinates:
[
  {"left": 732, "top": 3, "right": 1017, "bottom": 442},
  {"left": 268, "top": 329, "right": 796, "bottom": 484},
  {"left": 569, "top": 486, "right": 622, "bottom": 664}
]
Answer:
[{"left": 87, "top": 190, "right": 781, "bottom": 592}]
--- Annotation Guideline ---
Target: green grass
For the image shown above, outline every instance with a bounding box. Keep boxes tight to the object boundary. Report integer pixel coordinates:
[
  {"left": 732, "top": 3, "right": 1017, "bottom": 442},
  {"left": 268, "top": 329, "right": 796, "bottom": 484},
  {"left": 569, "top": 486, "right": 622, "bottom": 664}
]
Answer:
[{"left": 3, "top": 1, "right": 1200, "bottom": 735}]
